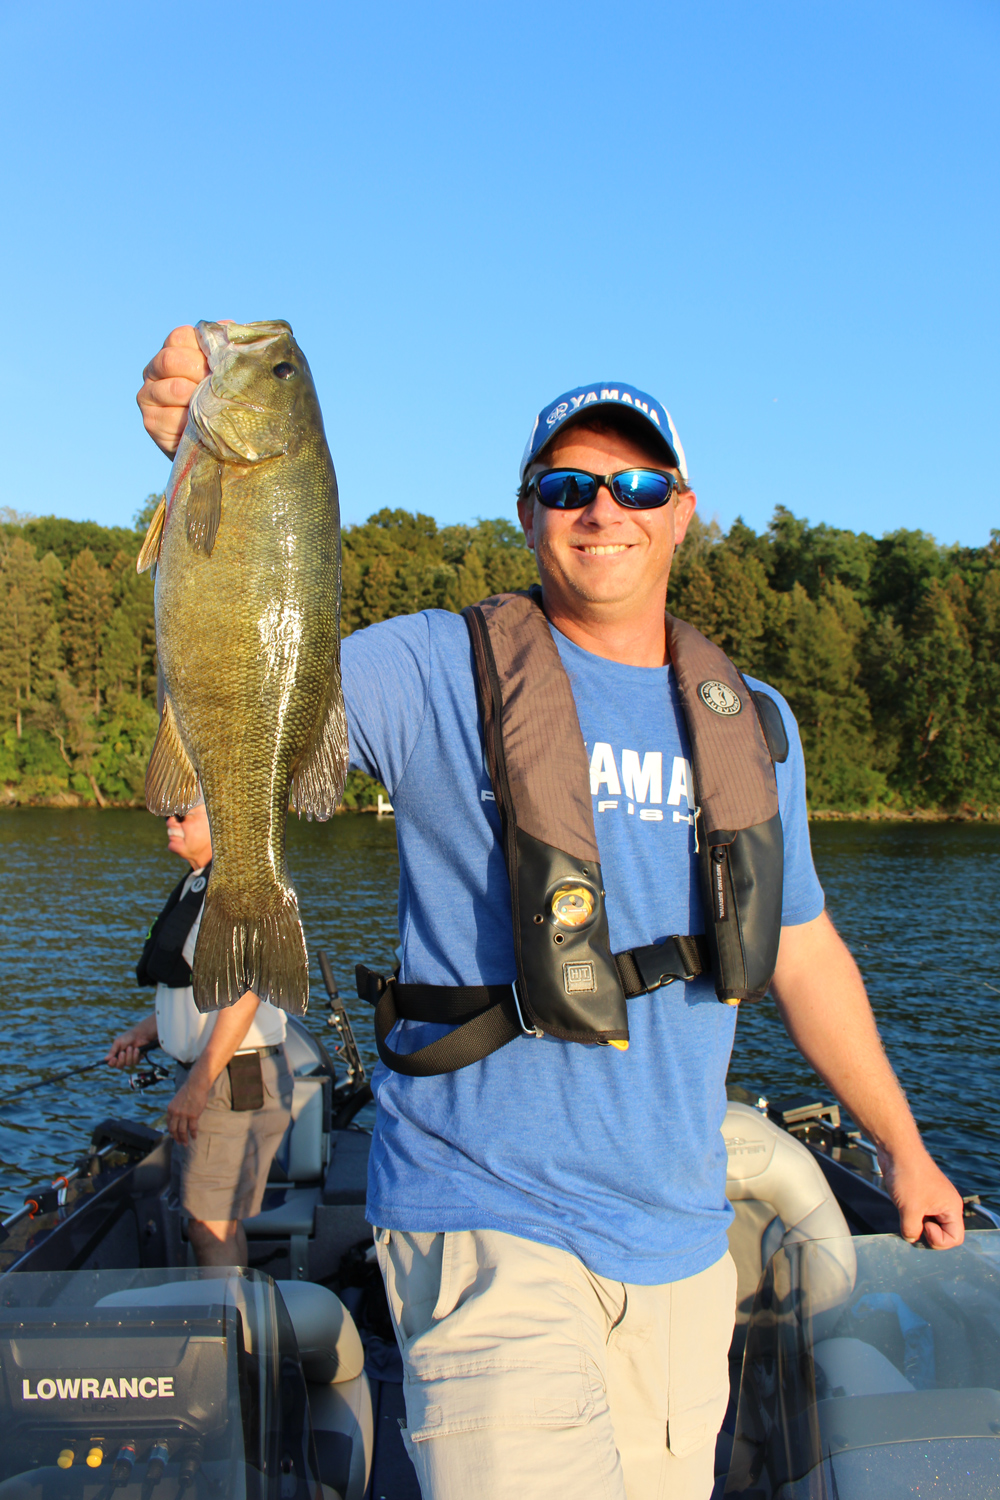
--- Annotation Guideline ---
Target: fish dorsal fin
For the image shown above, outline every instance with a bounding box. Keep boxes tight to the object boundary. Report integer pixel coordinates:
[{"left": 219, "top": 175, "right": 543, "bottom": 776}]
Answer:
[
  {"left": 136, "top": 496, "right": 166, "bottom": 574},
  {"left": 186, "top": 455, "right": 223, "bottom": 555},
  {"left": 146, "top": 693, "right": 200, "bottom": 815},
  {"left": 290, "top": 664, "right": 349, "bottom": 820}
]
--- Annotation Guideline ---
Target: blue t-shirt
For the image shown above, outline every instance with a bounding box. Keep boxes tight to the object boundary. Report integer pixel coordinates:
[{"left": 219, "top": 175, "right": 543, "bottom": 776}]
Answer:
[{"left": 342, "top": 610, "right": 824, "bottom": 1284}]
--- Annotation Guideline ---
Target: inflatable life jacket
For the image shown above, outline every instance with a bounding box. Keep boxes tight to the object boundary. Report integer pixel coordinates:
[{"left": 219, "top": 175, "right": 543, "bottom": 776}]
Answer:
[
  {"left": 356, "top": 591, "right": 789, "bottom": 1076},
  {"left": 136, "top": 862, "right": 212, "bottom": 989}
]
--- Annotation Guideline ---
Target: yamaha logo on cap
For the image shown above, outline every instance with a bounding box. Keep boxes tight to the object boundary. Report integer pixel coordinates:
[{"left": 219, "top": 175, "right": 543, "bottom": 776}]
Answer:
[
  {"left": 699, "top": 681, "right": 742, "bottom": 717},
  {"left": 520, "top": 383, "right": 688, "bottom": 481}
]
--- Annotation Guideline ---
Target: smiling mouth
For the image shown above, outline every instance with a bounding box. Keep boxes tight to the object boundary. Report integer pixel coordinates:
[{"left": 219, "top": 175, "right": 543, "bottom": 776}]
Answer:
[{"left": 574, "top": 543, "right": 632, "bottom": 556}]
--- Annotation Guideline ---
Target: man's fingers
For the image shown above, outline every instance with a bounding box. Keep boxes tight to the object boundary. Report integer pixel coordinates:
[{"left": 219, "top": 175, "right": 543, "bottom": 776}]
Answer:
[
  {"left": 137, "top": 325, "right": 210, "bottom": 458},
  {"left": 163, "top": 324, "right": 201, "bottom": 350},
  {"left": 923, "top": 1207, "right": 965, "bottom": 1249},
  {"left": 141, "top": 343, "right": 208, "bottom": 388}
]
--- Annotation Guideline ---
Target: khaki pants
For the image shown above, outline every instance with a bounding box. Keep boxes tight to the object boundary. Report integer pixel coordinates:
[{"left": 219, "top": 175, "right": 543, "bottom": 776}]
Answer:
[
  {"left": 375, "top": 1227, "right": 737, "bottom": 1500},
  {"left": 172, "top": 1050, "right": 293, "bottom": 1221}
]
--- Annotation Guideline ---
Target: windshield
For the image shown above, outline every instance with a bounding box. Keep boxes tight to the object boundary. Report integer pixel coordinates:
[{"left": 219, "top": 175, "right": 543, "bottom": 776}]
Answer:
[
  {"left": 0, "top": 1268, "right": 317, "bottom": 1500},
  {"left": 727, "top": 1230, "right": 1000, "bottom": 1498}
]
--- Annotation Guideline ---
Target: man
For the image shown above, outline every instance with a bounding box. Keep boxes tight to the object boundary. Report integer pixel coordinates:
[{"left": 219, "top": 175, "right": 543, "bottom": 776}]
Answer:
[
  {"left": 137, "top": 333, "right": 963, "bottom": 1499},
  {"left": 107, "top": 796, "right": 293, "bottom": 1267}
]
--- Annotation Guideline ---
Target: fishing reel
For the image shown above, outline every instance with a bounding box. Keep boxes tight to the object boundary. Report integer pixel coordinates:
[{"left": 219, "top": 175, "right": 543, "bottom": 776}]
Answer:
[{"left": 129, "top": 1060, "right": 171, "bottom": 1092}]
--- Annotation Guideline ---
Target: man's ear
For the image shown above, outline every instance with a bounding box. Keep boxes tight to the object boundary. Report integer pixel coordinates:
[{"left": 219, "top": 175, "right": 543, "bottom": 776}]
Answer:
[
  {"left": 672, "top": 490, "right": 697, "bottom": 548},
  {"left": 516, "top": 494, "right": 536, "bottom": 551}
]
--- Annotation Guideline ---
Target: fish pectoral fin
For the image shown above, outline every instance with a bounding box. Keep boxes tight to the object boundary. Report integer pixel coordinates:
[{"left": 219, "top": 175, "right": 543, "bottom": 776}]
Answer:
[
  {"left": 146, "top": 694, "right": 200, "bottom": 814},
  {"left": 186, "top": 456, "right": 224, "bottom": 555},
  {"left": 136, "top": 495, "right": 166, "bottom": 574},
  {"left": 290, "top": 671, "right": 349, "bottom": 821}
]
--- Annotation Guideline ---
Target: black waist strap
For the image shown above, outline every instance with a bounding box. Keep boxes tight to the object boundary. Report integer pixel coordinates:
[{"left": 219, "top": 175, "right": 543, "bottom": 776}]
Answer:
[
  {"left": 356, "top": 965, "right": 522, "bottom": 1077},
  {"left": 356, "top": 934, "right": 710, "bottom": 1077}
]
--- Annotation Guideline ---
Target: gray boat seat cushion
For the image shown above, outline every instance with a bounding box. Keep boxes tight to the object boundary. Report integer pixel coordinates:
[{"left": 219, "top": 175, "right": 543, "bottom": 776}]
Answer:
[
  {"left": 724, "top": 1101, "right": 856, "bottom": 1324},
  {"left": 309, "top": 1375, "right": 373, "bottom": 1500},
  {"left": 276, "top": 1281, "right": 365, "bottom": 1384},
  {"left": 269, "top": 1077, "right": 329, "bottom": 1185},
  {"left": 244, "top": 1186, "right": 321, "bottom": 1238}
]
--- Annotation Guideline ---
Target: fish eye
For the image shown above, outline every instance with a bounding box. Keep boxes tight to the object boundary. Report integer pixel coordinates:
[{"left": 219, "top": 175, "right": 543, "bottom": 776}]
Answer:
[{"left": 272, "top": 362, "right": 296, "bottom": 380}]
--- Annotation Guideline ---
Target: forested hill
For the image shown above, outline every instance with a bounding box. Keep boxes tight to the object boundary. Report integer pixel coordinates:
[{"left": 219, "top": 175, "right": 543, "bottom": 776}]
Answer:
[{"left": 1, "top": 499, "right": 998, "bottom": 814}]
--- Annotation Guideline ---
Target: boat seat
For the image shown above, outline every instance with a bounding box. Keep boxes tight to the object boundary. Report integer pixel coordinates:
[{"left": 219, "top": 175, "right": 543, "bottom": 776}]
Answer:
[
  {"left": 724, "top": 1102, "right": 856, "bottom": 1337},
  {"left": 269, "top": 1076, "right": 332, "bottom": 1185},
  {"left": 276, "top": 1282, "right": 373, "bottom": 1500},
  {"left": 245, "top": 1187, "right": 322, "bottom": 1238}
]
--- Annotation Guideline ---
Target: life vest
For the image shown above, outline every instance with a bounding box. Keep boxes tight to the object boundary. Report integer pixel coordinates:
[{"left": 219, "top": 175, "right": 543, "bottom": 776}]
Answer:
[
  {"left": 356, "top": 591, "right": 788, "bottom": 1076},
  {"left": 136, "top": 862, "right": 212, "bottom": 989}
]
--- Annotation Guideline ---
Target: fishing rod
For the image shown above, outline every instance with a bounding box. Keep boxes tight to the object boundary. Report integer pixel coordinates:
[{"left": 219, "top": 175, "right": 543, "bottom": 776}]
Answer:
[
  {"left": 0, "top": 1044, "right": 157, "bottom": 1114},
  {"left": 317, "top": 950, "right": 366, "bottom": 1089}
]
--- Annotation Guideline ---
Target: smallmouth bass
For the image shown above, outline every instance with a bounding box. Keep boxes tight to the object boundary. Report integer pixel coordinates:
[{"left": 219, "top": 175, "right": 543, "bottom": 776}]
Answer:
[{"left": 139, "top": 320, "right": 347, "bottom": 1015}]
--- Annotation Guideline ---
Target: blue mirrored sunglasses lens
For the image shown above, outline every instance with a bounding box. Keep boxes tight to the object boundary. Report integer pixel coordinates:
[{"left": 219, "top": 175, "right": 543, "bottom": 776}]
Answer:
[
  {"left": 535, "top": 471, "right": 599, "bottom": 509},
  {"left": 610, "top": 470, "right": 674, "bottom": 508}
]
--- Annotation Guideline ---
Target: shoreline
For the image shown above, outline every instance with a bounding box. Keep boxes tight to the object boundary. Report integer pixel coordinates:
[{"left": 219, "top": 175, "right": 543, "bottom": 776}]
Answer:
[{"left": 2, "top": 794, "right": 997, "bottom": 822}]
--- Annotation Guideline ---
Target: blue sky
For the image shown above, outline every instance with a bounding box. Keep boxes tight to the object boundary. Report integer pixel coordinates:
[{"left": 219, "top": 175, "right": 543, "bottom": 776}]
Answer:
[{"left": 1, "top": 1, "right": 997, "bottom": 546}]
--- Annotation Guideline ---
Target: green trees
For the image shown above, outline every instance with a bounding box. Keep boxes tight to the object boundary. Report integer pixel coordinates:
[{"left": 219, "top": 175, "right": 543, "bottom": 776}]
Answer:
[
  {"left": 1, "top": 500, "right": 997, "bottom": 812},
  {"left": 669, "top": 510, "right": 1000, "bottom": 812},
  {"left": 0, "top": 536, "right": 61, "bottom": 738}
]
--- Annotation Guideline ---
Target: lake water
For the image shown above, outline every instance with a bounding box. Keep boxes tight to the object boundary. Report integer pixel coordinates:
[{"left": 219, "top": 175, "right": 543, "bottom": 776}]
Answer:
[{"left": 0, "top": 811, "right": 997, "bottom": 1217}]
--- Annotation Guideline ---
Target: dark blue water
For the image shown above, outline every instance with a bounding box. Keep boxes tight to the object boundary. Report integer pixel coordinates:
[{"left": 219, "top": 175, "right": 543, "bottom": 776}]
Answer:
[{"left": 0, "top": 811, "right": 997, "bottom": 1216}]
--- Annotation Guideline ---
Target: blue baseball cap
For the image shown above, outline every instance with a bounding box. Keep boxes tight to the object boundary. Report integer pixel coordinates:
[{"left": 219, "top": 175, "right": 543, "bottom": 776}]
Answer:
[{"left": 520, "top": 382, "right": 688, "bottom": 483}]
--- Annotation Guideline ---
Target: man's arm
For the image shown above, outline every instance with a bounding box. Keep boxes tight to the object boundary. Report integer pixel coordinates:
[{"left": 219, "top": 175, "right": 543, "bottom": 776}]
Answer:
[
  {"left": 167, "top": 992, "right": 262, "bottom": 1148},
  {"left": 770, "top": 910, "right": 965, "bottom": 1249}
]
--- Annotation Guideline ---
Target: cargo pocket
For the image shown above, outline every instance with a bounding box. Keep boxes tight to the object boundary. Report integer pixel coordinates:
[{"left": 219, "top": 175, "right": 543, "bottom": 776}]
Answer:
[
  {"left": 667, "top": 1385, "right": 730, "bottom": 1459},
  {"left": 404, "top": 1364, "right": 598, "bottom": 1443}
]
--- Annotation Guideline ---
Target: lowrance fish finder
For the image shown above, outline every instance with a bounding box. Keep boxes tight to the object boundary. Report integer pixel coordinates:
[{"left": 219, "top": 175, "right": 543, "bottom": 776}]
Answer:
[{"left": 0, "top": 1269, "right": 318, "bottom": 1500}]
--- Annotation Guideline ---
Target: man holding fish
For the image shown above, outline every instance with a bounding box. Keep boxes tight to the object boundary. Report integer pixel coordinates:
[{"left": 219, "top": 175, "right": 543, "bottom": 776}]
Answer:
[{"left": 136, "top": 324, "right": 964, "bottom": 1500}]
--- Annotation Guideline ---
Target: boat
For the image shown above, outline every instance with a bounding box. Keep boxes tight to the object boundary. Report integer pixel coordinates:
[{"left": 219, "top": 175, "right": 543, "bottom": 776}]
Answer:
[{"left": 0, "top": 971, "right": 997, "bottom": 1500}]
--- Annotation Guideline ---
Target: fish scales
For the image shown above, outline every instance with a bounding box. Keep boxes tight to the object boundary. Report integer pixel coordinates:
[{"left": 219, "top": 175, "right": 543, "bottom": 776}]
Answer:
[{"left": 140, "top": 320, "right": 347, "bottom": 1014}]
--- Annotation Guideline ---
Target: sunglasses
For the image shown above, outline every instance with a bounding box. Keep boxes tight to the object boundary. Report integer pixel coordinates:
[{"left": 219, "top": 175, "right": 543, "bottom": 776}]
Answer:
[{"left": 528, "top": 467, "right": 682, "bottom": 511}]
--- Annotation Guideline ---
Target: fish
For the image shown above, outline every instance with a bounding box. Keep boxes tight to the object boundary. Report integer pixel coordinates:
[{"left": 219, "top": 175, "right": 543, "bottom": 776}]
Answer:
[{"left": 137, "top": 320, "right": 348, "bottom": 1015}]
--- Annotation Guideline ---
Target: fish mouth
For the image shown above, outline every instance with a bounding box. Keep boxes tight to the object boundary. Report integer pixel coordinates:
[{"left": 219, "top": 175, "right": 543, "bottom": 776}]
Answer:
[
  {"left": 189, "top": 321, "right": 291, "bottom": 463},
  {"left": 196, "top": 320, "right": 292, "bottom": 365}
]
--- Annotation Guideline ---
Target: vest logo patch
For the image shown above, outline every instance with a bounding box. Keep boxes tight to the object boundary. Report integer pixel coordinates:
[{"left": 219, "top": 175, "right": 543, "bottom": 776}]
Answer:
[
  {"left": 698, "top": 680, "right": 742, "bottom": 717},
  {"left": 563, "top": 961, "right": 597, "bottom": 994},
  {"left": 190, "top": 876, "right": 207, "bottom": 893}
]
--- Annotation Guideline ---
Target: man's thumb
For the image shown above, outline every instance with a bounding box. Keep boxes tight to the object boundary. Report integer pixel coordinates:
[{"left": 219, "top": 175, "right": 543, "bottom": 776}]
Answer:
[{"left": 899, "top": 1205, "right": 925, "bottom": 1244}]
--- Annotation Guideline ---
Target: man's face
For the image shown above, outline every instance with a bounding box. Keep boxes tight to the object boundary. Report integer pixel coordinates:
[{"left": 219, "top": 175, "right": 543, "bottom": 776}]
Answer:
[
  {"left": 516, "top": 424, "right": 697, "bottom": 620},
  {"left": 164, "top": 802, "right": 213, "bottom": 868}
]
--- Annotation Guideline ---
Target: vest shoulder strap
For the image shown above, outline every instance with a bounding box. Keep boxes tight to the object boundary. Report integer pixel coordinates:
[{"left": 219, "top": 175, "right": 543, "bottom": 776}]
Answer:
[{"left": 665, "top": 614, "right": 778, "bottom": 838}]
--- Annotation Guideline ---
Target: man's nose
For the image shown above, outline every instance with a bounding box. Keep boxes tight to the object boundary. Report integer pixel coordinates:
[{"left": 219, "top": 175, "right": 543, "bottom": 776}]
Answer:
[{"left": 582, "top": 483, "right": 622, "bottom": 522}]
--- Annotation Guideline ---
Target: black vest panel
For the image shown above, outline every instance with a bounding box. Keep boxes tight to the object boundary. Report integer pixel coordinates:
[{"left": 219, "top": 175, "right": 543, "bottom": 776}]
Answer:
[{"left": 136, "top": 862, "right": 212, "bottom": 989}]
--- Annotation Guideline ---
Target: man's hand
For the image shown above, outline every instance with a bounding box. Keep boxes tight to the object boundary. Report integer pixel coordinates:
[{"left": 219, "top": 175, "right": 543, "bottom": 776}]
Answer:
[
  {"left": 167, "top": 1074, "right": 210, "bottom": 1148},
  {"left": 136, "top": 325, "right": 209, "bottom": 459},
  {"left": 167, "top": 991, "right": 261, "bottom": 1150},
  {"left": 106, "top": 1014, "right": 159, "bottom": 1070},
  {"left": 879, "top": 1143, "right": 966, "bottom": 1250}
]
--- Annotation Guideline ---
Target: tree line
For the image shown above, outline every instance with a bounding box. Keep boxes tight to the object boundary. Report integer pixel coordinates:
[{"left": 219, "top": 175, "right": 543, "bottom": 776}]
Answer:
[{"left": 1, "top": 499, "right": 997, "bottom": 813}]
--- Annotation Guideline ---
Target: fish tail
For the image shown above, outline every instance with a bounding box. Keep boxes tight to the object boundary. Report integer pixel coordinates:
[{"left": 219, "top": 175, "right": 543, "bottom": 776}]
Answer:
[{"left": 192, "top": 887, "right": 309, "bottom": 1016}]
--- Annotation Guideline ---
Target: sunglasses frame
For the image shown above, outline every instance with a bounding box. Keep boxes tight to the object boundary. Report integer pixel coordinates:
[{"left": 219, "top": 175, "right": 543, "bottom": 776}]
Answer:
[{"left": 527, "top": 466, "right": 682, "bottom": 511}]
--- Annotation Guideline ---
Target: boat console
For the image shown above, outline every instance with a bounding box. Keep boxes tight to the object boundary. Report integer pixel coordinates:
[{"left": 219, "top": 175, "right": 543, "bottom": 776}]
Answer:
[{"left": 0, "top": 1268, "right": 370, "bottom": 1500}]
